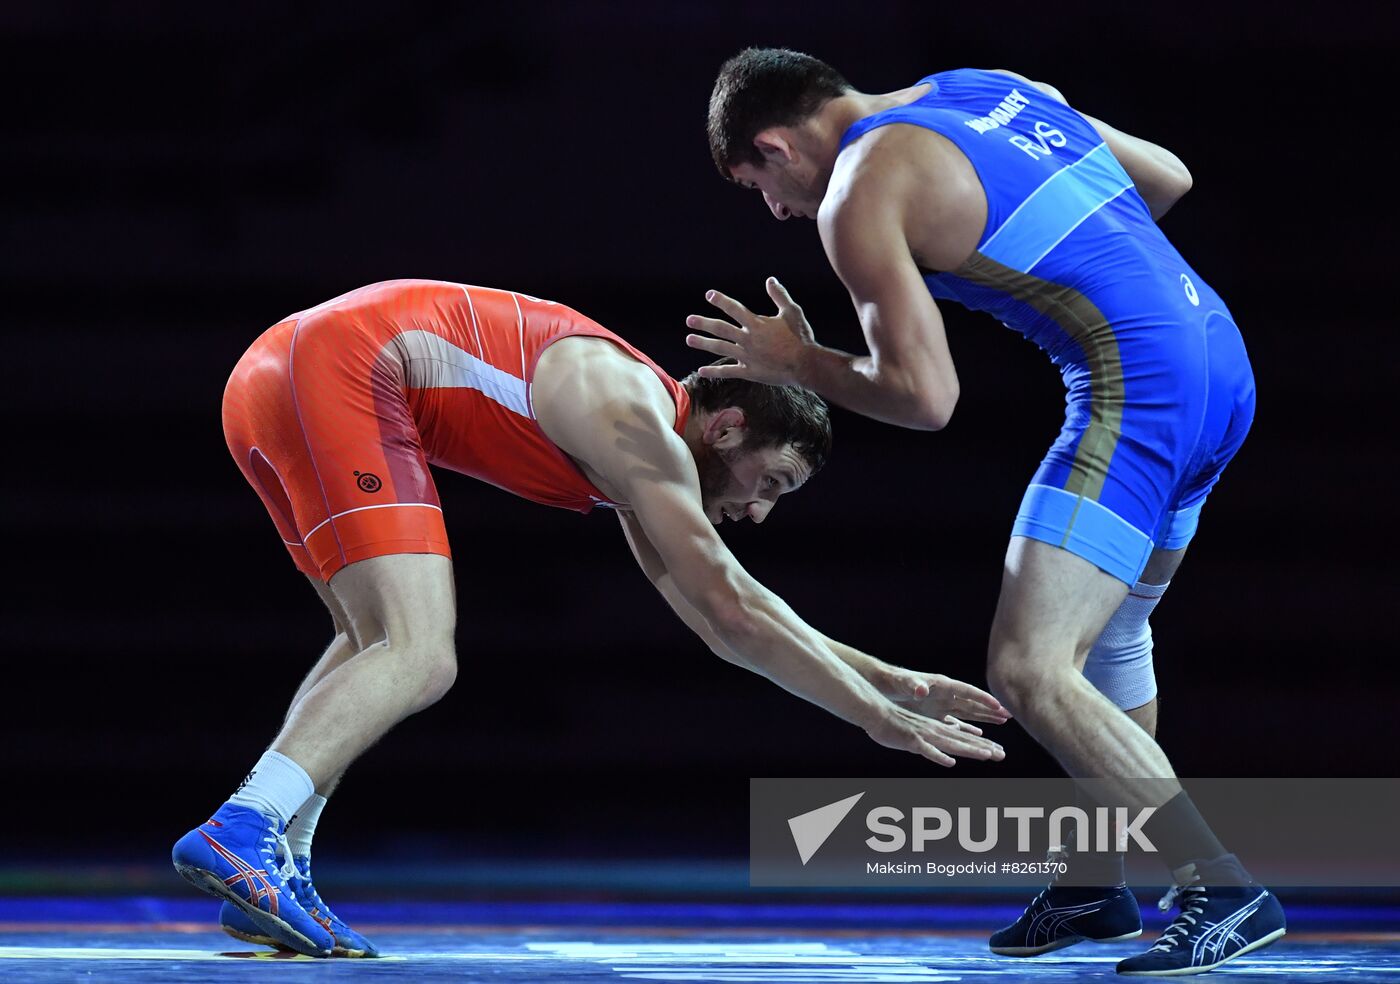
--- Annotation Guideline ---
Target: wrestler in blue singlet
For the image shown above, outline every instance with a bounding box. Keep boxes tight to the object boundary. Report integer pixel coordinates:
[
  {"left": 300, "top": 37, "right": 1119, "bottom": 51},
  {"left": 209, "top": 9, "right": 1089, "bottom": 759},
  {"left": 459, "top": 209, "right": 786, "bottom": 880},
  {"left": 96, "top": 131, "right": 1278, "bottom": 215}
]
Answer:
[{"left": 840, "top": 69, "right": 1256, "bottom": 585}]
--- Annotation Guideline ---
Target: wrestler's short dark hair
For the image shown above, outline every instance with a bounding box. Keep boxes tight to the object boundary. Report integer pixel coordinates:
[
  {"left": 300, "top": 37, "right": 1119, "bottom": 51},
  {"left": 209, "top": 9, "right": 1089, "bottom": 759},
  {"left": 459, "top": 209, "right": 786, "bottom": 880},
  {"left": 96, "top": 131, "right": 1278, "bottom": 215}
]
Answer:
[
  {"left": 708, "top": 47, "right": 851, "bottom": 174},
  {"left": 682, "top": 359, "right": 832, "bottom": 475}
]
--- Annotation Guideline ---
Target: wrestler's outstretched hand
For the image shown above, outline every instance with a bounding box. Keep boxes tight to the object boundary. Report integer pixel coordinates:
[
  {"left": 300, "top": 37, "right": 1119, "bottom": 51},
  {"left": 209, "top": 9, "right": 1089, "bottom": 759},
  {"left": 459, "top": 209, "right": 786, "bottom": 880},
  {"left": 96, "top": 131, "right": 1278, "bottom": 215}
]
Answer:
[
  {"left": 685, "top": 277, "right": 814, "bottom": 386},
  {"left": 865, "top": 700, "right": 1006, "bottom": 768},
  {"left": 867, "top": 663, "right": 1011, "bottom": 727}
]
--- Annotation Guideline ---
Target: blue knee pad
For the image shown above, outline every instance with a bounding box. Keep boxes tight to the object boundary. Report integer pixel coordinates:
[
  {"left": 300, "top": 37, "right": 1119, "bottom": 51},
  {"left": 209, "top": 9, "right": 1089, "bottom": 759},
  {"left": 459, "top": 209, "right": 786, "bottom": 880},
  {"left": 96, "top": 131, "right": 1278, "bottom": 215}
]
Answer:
[{"left": 1082, "top": 581, "right": 1167, "bottom": 710}]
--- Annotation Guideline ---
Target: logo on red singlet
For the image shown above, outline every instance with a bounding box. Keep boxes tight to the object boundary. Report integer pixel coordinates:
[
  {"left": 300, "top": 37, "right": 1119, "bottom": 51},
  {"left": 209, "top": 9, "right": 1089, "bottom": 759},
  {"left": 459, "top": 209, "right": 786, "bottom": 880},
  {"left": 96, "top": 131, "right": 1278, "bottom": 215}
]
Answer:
[{"left": 353, "top": 471, "right": 382, "bottom": 493}]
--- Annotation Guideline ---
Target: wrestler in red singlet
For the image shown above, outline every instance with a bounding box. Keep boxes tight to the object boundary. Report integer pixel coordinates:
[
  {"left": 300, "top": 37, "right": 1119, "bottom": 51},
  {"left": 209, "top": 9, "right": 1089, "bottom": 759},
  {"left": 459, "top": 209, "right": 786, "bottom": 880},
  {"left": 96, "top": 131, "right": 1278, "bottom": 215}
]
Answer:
[{"left": 221, "top": 279, "right": 690, "bottom": 581}]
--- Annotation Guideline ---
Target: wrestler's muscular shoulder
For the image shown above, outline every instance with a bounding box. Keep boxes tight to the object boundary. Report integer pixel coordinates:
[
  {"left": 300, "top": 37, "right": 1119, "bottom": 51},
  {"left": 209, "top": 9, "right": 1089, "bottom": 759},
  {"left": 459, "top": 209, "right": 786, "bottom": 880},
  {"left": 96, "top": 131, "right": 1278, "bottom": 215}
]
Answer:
[
  {"left": 824, "top": 124, "right": 987, "bottom": 273},
  {"left": 533, "top": 336, "right": 676, "bottom": 505}
]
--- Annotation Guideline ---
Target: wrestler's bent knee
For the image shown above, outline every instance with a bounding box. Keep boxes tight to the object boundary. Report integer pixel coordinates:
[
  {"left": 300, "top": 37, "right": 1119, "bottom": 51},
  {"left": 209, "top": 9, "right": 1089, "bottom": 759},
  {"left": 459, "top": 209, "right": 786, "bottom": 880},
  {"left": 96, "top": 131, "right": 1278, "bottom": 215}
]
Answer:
[{"left": 412, "top": 646, "right": 458, "bottom": 710}]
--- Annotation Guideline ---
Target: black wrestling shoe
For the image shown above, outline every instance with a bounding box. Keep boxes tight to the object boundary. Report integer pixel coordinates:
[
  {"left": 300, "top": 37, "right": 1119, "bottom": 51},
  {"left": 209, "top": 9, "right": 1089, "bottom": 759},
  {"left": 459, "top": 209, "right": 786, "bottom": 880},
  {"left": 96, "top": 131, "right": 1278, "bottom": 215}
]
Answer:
[
  {"left": 990, "top": 882, "right": 1142, "bottom": 956},
  {"left": 1116, "top": 854, "right": 1285, "bottom": 976},
  {"left": 990, "top": 837, "right": 1140, "bottom": 956}
]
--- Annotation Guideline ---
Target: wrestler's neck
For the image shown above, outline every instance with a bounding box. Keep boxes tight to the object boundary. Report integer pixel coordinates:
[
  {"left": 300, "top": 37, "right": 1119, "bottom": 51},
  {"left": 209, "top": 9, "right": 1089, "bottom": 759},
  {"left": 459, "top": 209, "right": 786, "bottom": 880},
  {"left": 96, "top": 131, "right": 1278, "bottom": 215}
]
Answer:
[
  {"left": 680, "top": 405, "right": 709, "bottom": 459},
  {"left": 799, "top": 85, "right": 934, "bottom": 165}
]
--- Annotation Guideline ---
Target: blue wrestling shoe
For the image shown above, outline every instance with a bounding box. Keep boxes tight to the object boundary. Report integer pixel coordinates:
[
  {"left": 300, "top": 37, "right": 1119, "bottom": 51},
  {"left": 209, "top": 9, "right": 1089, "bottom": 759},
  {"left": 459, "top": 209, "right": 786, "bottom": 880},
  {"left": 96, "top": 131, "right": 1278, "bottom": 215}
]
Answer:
[
  {"left": 220, "top": 855, "right": 380, "bottom": 957},
  {"left": 1117, "top": 854, "right": 1285, "bottom": 976},
  {"left": 990, "top": 838, "right": 1141, "bottom": 956},
  {"left": 172, "top": 803, "right": 334, "bottom": 957}
]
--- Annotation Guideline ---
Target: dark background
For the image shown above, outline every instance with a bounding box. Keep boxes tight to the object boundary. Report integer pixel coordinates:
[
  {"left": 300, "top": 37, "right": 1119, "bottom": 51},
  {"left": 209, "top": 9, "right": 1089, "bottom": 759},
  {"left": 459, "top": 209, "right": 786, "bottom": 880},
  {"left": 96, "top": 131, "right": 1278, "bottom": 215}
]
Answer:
[{"left": 4, "top": 1, "right": 1396, "bottom": 865}]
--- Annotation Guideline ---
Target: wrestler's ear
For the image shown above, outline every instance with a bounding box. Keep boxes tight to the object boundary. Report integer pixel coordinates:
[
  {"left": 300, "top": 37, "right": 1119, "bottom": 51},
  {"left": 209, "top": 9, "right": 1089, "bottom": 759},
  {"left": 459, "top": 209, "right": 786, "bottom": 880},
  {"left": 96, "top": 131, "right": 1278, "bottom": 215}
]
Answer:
[
  {"left": 703, "top": 407, "right": 748, "bottom": 450},
  {"left": 753, "top": 129, "right": 797, "bottom": 167}
]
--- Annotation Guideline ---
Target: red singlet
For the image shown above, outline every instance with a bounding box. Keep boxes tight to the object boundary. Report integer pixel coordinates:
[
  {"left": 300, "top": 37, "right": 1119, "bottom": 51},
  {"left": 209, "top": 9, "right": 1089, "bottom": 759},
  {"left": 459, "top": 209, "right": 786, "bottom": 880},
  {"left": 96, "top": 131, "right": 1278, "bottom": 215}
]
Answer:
[{"left": 221, "top": 279, "right": 690, "bottom": 581}]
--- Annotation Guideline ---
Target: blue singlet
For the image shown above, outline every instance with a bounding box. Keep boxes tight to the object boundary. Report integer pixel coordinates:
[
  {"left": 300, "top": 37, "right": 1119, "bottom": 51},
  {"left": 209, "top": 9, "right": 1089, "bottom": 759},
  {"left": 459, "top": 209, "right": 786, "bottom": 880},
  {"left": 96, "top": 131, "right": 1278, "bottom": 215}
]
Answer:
[{"left": 840, "top": 69, "right": 1256, "bottom": 585}]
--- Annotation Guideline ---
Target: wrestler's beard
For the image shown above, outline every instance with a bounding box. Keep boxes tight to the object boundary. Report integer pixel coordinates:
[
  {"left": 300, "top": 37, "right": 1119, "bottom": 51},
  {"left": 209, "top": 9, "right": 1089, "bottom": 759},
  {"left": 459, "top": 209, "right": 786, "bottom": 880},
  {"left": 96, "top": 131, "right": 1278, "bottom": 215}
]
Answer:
[{"left": 694, "top": 441, "right": 741, "bottom": 514}]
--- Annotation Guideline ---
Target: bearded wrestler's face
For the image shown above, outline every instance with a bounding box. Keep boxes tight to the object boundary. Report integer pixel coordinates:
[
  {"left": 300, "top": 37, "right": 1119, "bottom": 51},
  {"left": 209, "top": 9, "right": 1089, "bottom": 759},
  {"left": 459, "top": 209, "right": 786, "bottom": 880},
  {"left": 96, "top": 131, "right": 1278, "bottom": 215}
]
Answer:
[{"left": 695, "top": 429, "right": 812, "bottom": 526}]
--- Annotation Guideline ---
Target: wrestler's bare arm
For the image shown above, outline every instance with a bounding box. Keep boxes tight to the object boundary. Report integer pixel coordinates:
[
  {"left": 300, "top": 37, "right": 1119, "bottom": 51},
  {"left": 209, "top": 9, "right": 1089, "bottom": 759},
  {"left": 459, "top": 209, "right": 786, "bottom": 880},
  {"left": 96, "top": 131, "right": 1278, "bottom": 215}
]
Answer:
[
  {"left": 618, "top": 509, "right": 1008, "bottom": 729},
  {"left": 811, "top": 163, "right": 962, "bottom": 429},
  {"left": 687, "top": 150, "right": 965, "bottom": 431},
  {"left": 534, "top": 349, "right": 1002, "bottom": 765}
]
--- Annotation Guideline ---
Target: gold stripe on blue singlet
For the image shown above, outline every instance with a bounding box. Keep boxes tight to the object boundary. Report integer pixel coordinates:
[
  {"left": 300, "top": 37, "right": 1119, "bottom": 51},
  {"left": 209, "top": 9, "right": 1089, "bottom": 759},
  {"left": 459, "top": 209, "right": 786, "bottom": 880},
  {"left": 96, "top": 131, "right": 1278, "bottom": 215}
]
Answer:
[{"left": 955, "top": 253, "right": 1124, "bottom": 502}]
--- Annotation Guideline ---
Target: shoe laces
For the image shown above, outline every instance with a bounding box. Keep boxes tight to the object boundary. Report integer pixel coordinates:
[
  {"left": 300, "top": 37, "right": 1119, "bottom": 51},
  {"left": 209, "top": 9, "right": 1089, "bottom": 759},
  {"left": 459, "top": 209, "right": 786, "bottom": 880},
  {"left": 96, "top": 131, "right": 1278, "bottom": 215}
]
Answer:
[
  {"left": 299, "top": 868, "right": 329, "bottom": 910},
  {"left": 1150, "top": 884, "right": 1209, "bottom": 952},
  {"left": 1013, "top": 844, "right": 1071, "bottom": 918},
  {"left": 277, "top": 840, "right": 298, "bottom": 882},
  {"left": 258, "top": 821, "right": 298, "bottom": 882}
]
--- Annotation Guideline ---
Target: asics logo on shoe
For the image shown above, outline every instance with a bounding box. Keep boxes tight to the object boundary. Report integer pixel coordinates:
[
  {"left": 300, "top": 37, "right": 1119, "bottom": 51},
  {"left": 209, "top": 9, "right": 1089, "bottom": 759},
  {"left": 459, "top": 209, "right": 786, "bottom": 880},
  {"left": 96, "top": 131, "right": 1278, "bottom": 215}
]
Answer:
[
  {"left": 200, "top": 831, "right": 282, "bottom": 916},
  {"left": 1028, "top": 899, "right": 1111, "bottom": 944},
  {"left": 1189, "top": 891, "right": 1269, "bottom": 964}
]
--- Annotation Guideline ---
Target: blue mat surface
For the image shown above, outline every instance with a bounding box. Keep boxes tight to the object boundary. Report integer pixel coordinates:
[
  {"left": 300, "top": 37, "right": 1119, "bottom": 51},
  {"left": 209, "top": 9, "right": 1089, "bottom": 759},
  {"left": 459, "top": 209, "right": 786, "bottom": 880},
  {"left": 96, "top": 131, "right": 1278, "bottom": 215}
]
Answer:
[{"left": 1, "top": 897, "right": 1395, "bottom": 981}]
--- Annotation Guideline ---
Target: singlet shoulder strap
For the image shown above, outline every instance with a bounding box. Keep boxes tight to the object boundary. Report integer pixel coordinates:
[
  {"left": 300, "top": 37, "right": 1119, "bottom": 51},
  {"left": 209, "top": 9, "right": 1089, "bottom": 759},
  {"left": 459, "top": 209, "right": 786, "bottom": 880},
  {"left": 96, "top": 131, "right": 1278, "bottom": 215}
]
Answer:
[{"left": 838, "top": 74, "right": 946, "bottom": 152}]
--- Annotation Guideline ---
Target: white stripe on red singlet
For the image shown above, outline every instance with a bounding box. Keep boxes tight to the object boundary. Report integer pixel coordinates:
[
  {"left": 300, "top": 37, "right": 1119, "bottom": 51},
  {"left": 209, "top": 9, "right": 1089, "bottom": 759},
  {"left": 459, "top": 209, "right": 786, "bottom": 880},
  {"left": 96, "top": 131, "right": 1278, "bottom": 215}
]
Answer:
[
  {"left": 391, "top": 330, "right": 532, "bottom": 418},
  {"left": 303, "top": 502, "right": 445, "bottom": 545}
]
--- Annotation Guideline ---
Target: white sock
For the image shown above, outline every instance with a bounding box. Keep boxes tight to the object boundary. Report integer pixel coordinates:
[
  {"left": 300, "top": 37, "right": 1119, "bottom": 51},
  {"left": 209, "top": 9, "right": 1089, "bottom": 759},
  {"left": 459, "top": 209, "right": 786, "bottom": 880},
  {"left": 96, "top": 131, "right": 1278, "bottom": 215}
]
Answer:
[
  {"left": 228, "top": 750, "right": 315, "bottom": 824},
  {"left": 286, "top": 794, "right": 328, "bottom": 858}
]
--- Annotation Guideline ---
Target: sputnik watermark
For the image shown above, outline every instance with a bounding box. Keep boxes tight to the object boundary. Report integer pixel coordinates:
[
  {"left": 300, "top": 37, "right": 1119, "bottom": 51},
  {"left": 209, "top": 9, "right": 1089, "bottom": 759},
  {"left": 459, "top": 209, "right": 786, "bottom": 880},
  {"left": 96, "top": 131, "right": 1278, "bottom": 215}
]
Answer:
[
  {"left": 864, "top": 804, "right": 1156, "bottom": 855},
  {"left": 751, "top": 777, "right": 1400, "bottom": 888},
  {"left": 789, "top": 793, "right": 1153, "bottom": 865}
]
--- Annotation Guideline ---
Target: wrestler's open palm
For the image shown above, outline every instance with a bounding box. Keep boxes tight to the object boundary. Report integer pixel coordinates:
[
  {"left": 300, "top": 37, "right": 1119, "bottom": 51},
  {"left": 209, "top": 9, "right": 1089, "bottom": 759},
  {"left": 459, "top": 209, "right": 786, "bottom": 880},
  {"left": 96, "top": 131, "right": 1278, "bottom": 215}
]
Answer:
[
  {"left": 685, "top": 277, "right": 814, "bottom": 387},
  {"left": 872, "top": 667, "right": 1011, "bottom": 726},
  {"left": 866, "top": 702, "right": 1006, "bottom": 768}
]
